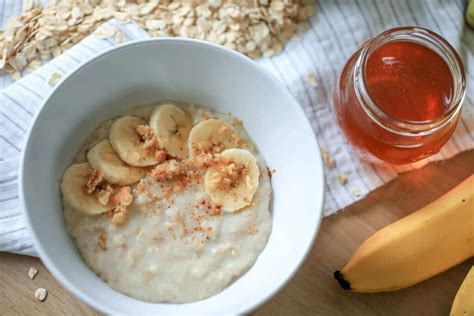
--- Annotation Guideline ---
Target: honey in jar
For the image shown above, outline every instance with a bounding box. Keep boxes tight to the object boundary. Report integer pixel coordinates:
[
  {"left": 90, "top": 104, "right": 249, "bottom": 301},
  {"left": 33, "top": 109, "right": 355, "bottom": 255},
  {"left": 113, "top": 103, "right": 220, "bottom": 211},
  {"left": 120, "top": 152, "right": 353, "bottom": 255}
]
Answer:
[{"left": 333, "top": 27, "right": 466, "bottom": 165}]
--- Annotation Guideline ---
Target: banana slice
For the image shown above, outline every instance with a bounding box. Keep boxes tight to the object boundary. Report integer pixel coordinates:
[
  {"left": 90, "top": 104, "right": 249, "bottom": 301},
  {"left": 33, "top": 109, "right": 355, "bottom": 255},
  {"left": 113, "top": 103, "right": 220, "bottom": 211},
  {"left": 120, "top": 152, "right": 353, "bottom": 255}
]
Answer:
[
  {"left": 109, "top": 116, "right": 160, "bottom": 167},
  {"left": 188, "top": 119, "right": 241, "bottom": 159},
  {"left": 149, "top": 103, "right": 192, "bottom": 159},
  {"left": 205, "top": 148, "right": 260, "bottom": 212},
  {"left": 60, "top": 163, "right": 114, "bottom": 215},
  {"left": 87, "top": 139, "right": 146, "bottom": 185}
]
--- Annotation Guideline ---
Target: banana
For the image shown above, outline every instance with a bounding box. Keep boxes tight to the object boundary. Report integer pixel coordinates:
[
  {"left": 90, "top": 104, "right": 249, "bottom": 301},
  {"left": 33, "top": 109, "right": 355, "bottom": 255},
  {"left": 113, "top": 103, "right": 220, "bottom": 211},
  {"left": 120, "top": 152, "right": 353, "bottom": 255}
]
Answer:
[
  {"left": 149, "top": 103, "right": 192, "bottom": 159},
  {"left": 188, "top": 119, "right": 241, "bottom": 159},
  {"left": 205, "top": 148, "right": 260, "bottom": 212},
  {"left": 109, "top": 116, "right": 161, "bottom": 167},
  {"left": 60, "top": 163, "right": 114, "bottom": 215},
  {"left": 450, "top": 265, "right": 474, "bottom": 316},
  {"left": 334, "top": 174, "right": 474, "bottom": 292},
  {"left": 87, "top": 139, "right": 146, "bottom": 185}
]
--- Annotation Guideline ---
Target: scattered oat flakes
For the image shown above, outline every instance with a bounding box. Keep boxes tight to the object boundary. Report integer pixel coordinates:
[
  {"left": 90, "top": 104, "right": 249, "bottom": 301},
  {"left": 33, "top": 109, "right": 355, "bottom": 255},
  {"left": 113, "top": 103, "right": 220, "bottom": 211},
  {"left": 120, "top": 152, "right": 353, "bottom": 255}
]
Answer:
[
  {"left": 292, "top": 34, "right": 304, "bottom": 41},
  {"left": 305, "top": 73, "right": 319, "bottom": 88},
  {"left": 34, "top": 288, "right": 47, "bottom": 302},
  {"left": 115, "top": 31, "right": 126, "bottom": 44},
  {"left": 11, "top": 71, "right": 22, "bottom": 80},
  {"left": 352, "top": 188, "right": 361, "bottom": 198},
  {"left": 337, "top": 173, "right": 348, "bottom": 185},
  {"left": 26, "top": 60, "right": 42, "bottom": 72},
  {"left": 320, "top": 147, "right": 336, "bottom": 169},
  {"left": 28, "top": 267, "right": 38, "bottom": 280},
  {"left": 47, "top": 72, "right": 62, "bottom": 86}
]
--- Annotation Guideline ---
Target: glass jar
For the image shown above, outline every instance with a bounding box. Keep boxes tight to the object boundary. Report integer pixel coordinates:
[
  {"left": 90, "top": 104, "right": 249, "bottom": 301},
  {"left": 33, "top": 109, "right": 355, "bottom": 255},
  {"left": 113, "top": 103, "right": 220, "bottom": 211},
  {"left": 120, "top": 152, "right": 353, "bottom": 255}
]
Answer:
[{"left": 333, "top": 27, "right": 466, "bottom": 165}]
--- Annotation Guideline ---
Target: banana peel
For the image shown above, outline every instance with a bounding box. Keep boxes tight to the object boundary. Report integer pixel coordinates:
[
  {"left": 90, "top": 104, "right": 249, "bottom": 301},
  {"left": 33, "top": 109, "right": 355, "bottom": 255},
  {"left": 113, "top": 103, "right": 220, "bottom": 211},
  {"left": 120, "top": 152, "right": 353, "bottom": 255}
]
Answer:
[
  {"left": 335, "top": 174, "right": 474, "bottom": 292},
  {"left": 450, "top": 265, "right": 474, "bottom": 316}
]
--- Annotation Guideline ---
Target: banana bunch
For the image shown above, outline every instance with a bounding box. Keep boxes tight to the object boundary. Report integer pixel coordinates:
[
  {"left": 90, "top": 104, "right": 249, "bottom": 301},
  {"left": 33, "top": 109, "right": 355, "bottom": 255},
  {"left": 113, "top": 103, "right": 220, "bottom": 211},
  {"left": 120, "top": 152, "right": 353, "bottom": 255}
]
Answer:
[
  {"left": 61, "top": 103, "right": 261, "bottom": 215},
  {"left": 335, "top": 174, "right": 473, "bottom": 293}
]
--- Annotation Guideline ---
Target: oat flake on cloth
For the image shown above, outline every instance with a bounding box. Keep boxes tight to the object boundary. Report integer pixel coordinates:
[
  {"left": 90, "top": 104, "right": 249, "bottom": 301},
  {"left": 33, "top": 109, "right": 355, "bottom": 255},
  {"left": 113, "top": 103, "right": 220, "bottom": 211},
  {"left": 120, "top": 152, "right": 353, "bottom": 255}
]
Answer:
[{"left": 1, "top": 0, "right": 473, "bottom": 256}]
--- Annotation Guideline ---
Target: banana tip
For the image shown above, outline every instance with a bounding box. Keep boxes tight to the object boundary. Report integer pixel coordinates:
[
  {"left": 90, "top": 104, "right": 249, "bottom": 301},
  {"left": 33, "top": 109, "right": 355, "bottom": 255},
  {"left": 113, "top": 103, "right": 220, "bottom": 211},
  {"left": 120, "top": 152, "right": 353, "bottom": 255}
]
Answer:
[{"left": 334, "top": 271, "right": 351, "bottom": 290}]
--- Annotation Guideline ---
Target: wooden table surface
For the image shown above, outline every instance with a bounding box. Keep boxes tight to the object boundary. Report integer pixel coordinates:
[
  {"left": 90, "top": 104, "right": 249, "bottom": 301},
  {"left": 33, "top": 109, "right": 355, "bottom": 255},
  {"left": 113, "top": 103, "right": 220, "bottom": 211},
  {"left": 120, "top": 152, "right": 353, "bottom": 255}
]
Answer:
[{"left": 1, "top": 150, "right": 473, "bottom": 315}]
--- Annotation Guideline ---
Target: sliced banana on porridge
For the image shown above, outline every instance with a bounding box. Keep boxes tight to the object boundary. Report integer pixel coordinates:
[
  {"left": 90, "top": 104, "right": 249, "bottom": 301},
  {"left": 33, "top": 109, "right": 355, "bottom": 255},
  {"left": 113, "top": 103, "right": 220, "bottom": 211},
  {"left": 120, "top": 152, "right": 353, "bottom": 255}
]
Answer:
[
  {"left": 109, "top": 116, "right": 162, "bottom": 167},
  {"left": 149, "top": 104, "right": 192, "bottom": 159},
  {"left": 60, "top": 163, "right": 114, "bottom": 215},
  {"left": 205, "top": 148, "right": 260, "bottom": 212},
  {"left": 188, "top": 119, "right": 241, "bottom": 159},
  {"left": 87, "top": 139, "right": 146, "bottom": 185}
]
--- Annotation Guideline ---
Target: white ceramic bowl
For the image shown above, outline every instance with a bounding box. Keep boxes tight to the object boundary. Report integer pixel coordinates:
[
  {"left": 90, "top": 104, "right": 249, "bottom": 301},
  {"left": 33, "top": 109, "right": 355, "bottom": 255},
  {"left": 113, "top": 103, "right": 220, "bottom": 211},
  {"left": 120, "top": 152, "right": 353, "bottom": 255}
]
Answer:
[{"left": 20, "top": 39, "right": 324, "bottom": 314}]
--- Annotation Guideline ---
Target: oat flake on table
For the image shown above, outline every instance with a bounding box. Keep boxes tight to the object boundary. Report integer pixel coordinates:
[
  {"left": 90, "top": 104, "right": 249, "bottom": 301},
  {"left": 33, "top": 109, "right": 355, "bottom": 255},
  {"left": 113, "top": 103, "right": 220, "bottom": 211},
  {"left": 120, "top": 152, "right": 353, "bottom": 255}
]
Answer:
[
  {"left": 34, "top": 287, "right": 47, "bottom": 301},
  {"left": 28, "top": 267, "right": 38, "bottom": 279},
  {"left": 0, "top": 0, "right": 315, "bottom": 79}
]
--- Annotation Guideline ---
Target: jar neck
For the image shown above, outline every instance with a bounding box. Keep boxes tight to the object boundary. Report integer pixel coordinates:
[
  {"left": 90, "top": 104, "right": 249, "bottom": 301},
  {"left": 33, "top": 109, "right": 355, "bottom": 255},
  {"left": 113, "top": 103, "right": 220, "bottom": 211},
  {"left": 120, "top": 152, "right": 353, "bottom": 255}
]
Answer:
[{"left": 353, "top": 26, "right": 466, "bottom": 136}]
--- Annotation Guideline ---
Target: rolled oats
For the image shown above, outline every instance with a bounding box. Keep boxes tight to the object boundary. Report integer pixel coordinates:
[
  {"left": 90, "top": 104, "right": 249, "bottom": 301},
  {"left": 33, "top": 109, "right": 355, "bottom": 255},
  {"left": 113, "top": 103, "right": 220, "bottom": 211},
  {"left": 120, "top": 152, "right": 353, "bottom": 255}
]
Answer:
[
  {"left": 47, "top": 72, "right": 62, "bottom": 86},
  {"left": 305, "top": 72, "right": 319, "bottom": 88},
  {"left": 337, "top": 173, "right": 348, "bottom": 185},
  {"left": 34, "top": 287, "right": 48, "bottom": 301},
  {"left": 115, "top": 31, "right": 126, "bottom": 43},
  {"left": 1, "top": 0, "right": 316, "bottom": 80},
  {"left": 320, "top": 147, "right": 336, "bottom": 169},
  {"left": 28, "top": 267, "right": 38, "bottom": 279},
  {"left": 352, "top": 188, "right": 361, "bottom": 198}
]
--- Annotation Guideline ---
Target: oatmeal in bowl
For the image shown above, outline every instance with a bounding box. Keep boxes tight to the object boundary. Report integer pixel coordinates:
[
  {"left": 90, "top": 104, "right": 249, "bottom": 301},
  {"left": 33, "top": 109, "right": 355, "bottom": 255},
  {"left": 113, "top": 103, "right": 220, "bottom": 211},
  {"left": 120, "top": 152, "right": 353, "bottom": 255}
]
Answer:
[
  {"left": 20, "top": 39, "right": 324, "bottom": 314},
  {"left": 60, "top": 102, "right": 272, "bottom": 303}
]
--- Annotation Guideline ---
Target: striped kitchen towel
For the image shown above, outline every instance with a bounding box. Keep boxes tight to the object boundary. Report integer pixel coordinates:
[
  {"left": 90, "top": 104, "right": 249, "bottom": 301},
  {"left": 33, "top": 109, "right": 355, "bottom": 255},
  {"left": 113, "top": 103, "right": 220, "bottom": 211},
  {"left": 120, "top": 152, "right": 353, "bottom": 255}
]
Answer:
[{"left": 1, "top": 0, "right": 473, "bottom": 256}]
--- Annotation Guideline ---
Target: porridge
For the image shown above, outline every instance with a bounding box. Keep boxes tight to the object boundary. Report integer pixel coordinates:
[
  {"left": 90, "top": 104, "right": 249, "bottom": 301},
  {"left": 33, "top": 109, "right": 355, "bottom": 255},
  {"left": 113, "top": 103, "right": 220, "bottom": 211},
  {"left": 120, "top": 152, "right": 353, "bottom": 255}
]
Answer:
[{"left": 60, "top": 102, "right": 272, "bottom": 303}]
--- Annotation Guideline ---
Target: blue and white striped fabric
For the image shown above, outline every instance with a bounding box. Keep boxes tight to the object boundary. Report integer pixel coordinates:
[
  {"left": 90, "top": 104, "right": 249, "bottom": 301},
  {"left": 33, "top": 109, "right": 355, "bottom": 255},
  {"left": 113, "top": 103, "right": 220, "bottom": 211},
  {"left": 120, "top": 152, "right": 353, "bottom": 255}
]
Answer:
[{"left": 1, "top": 0, "right": 473, "bottom": 256}]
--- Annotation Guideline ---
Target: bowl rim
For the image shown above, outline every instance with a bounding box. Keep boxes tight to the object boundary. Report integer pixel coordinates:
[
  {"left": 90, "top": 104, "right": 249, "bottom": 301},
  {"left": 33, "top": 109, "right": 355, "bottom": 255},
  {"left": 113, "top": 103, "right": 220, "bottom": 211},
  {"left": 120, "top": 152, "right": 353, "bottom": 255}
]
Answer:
[{"left": 19, "top": 37, "right": 325, "bottom": 314}]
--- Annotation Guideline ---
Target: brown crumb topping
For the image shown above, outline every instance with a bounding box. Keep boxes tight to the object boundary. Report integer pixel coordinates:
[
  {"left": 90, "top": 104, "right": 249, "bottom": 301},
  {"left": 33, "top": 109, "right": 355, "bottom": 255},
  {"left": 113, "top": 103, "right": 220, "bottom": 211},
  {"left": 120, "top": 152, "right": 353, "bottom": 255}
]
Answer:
[
  {"left": 193, "top": 151, "right": 220, "bottom": 168},
  {"left": 111, "top": 206, "right": 128, "bottom": 224},
  {"left": 97, "top": 184, "right": 114, "bottom": 206},
  {"left": 98, "top": 233, "right": 107, "bottom": 251},
  {"left": 112, "top": 186, "right": 133, "bottom": 206},
  {"left": 149, "top": 160, "right": 201, "bottom": 199},
  {"left": 207, "top": 158, "right": 248, "bottom": 191},
  {"left": 136, "top": 125, "right": 155, "bottom": 146},
  {"left": 155, "top": 149, "right": 167, "bottom": 162},
  {"left": 212, "top": 205, "right": 222, "bottom": 216},
  {"left": 136, "top": 124, "right": 169, "bottom": 162},
  {"left": 153, "top": 234, "right": 164, "bottom": 243},
  {"left": 109, "top": 186, "right": 133, "bottom": 224},
  {"left": 84, "top": 169, "right": 103, "bottom": 194},
  {"left": 151, "top": 160, "right": 182, "bottom": 181}
]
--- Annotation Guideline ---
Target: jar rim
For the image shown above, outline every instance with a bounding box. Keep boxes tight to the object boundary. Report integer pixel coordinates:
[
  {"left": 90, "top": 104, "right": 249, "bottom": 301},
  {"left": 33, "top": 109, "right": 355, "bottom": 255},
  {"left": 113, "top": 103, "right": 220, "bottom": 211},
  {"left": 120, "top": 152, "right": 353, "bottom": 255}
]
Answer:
[{"left": 353, "top": 26, "right": 466, "bottom": 136}]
